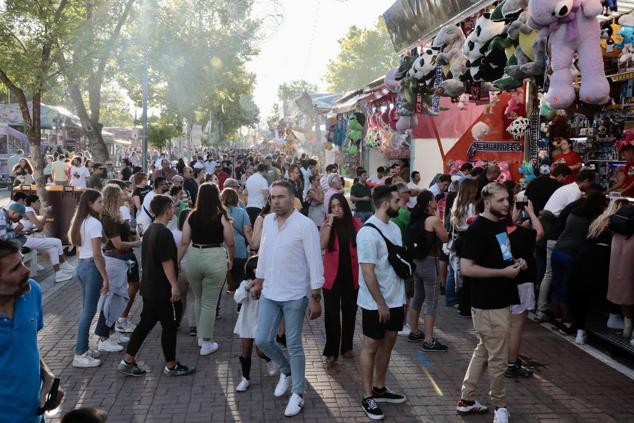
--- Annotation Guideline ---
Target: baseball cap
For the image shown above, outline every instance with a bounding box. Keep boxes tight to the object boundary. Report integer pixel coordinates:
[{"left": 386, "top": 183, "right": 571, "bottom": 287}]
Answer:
[{"left": 8, "top": 203, "right": 26, "bottom": 217}]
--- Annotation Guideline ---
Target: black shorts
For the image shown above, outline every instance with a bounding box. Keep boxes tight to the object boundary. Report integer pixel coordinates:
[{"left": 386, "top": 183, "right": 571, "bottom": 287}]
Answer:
[
  {"left": 438, "top": 250, "right": 449, "bottom": 262},
  {"left": 128, "top": 254, "right": 140, "bottom": 283},
  {"left": 361, "top": 306, "right": 404, "bottom": 340}
]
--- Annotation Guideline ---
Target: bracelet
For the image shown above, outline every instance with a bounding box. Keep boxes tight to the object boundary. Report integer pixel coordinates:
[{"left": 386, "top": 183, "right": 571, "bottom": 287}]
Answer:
[{"left": 311, "top": 293, "right": 322, "bottom": 302}]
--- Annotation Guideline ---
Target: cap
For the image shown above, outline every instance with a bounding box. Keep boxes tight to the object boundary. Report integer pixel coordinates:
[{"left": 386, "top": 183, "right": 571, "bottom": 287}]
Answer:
[{"left": 8, "top": 203, "right": 26, "bottom": 217}]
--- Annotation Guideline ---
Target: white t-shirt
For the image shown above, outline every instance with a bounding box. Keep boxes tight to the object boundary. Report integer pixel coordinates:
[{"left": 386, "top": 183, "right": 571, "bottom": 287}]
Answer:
[
  {"left": 356, "top": 215, "right": 406, "bottom": 310},
  {"left": 171, "top": 229, "right": 188, "bottom": 266},
  {"left": 119, "top": 205, "right": 131, "bottom": 222},
  {"left": 543, "top": 182, "right": 582, "bottom": 217},
  {"left": 136, "top": 190, "right": 157, "bottom": 226},
  {"left": 69, "top": 166, "right": 90, "bottom": 188},
  {"left": 245, "top": 173, "right": 269, "bottom": 209},
  {"left": 407, "top": 181, "right": 426, "bottom": 208},
  {"left": 79, "top": 216, "right": 103, "bottom": 259},
  {"left": 20, "top": 206, "right": 36, "bottom": 232}
]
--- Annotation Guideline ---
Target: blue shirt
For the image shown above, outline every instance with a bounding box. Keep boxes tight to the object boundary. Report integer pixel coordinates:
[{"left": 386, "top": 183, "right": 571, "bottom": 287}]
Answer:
[
  {"left": 227, "top": 206, "right": 249, "bottom": 259},
  {"left": 0, "top": 280, "right": 44, "bottom": 423}
]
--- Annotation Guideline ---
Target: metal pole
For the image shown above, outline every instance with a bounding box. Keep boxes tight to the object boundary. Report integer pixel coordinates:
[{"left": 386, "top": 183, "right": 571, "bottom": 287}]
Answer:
[{"left": 141, "top": 65, "right": 148, "bottom": 172}]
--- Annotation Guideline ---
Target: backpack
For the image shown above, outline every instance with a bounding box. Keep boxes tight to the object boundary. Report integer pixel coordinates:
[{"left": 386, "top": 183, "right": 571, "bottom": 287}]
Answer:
[
  {"left": 364, "top": 223, "right": 416, "bottom": 280},
  {"left": 609, "top": 204, "right": 634, "bottom": 236},
  {"left": 404, "top": 217, "right": 430, "bottom": 260}
]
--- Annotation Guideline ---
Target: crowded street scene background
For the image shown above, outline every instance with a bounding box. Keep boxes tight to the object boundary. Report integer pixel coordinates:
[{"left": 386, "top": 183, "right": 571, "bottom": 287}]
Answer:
[{"left": 2, "top": 0, "right": 634, "bottom": 422}]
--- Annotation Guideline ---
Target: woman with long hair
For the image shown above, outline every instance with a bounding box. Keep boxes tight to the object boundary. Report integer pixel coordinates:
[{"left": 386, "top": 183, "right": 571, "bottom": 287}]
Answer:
[
  {"left": 319, "top": 193, "right": 360, "bottom": 366},
  {"left": 405, "top": 191, "right": 449, "bottom": 350},
  {"left": 551, "top": 192, "right": 606, "bottom": 334},
  {"left": 12, "top": 157, "right": 34, "bottom": 185},
  {"left": 251, "top": 196, "right": 271, "bottom": 252},
  {"left": 572, "top": 198, "right": 629, "bottom": 344},
  {"left": 94, "top": 185, "right": 143, "bottom": 352},
  {"left": 306, "top": 175, "right": 325, "bottom": 228},
  {"left": 179, "top": 183, "right": 236, "bottom": 355},
  {"left": 221, "top": 187, "right": 253, "bottom": 288},
  {"left": 68, "top": 189, "right": 107, "bottom": 368},
  {"left": 449, "top": 178, "right": 479, "bottom": 316}
]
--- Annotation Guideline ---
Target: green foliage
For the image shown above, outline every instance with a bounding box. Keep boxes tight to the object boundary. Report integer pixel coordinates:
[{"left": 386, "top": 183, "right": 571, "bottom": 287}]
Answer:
[
  {"left": 277, "top": 80, "right": 318, "bottom": 102},
  {"left": 324, "top": 19, "right": 398, "bottom": 92},
  {"left": 148, "top": 116, "right": 182, "bottom": 149}
]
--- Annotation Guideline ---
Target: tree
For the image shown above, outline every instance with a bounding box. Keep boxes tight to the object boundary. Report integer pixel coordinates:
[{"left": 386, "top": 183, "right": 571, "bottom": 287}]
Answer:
[
  {"left": 277, "top": 80, "right": 318, "bottom": 102},
  {"left": 324, "top": 19, "right": 398, "bottom": 92},
  {"left": 59, "top": 0, "right": 136, "bottom": 163},
  {"left": 148, "top": 117, "right": 182, "bottom": 150},
  {"left": 0, "top": 0, "right": 80, "bottom": 201}
]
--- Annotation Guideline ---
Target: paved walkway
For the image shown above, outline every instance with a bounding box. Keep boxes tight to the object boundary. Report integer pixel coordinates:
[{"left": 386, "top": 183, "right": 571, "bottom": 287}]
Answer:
[{"left": 37, "top": 276, "right": 634, "bottom": 423}]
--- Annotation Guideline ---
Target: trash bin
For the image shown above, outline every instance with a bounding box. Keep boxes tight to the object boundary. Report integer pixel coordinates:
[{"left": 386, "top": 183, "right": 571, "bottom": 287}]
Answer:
[{"left": 44, "top": 185, "right": 83, "bottom": 246}]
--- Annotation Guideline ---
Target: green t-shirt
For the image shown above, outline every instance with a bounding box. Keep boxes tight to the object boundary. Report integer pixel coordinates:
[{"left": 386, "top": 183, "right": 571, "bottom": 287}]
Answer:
[
  {"left": 350, "top": 182, "right": 372, "bottom": 212},
  {"left": 391, "top": 207, "right": 411, "bottom": 234}
]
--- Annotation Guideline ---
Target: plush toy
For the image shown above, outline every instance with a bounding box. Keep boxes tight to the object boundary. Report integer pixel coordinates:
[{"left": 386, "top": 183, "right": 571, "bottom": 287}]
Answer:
[
  {"left": 384, "top": 68, "right": 401, "bottom": 93},
  {"left": 617, "top": 128, "right": 634, "bottom": 150},
  {"left": 519, "top": 160, "right": 537, "bottom": 185},
  {"left": 616, "top": 14, "right": 634, "bottom": 49},
  {"left": 505, "top": 96, "right": 521, "bottom": 119},
  {"left": 539, "top": 163, "right": 551, "bottom": 174},
  {"left": 507, "top": 116, "right": 530, "bottom": 139},
  {"left": 471, "top": 121, "right": 491, "bottom": 139},
  {"left": 472, "top": 13, "right": 507, "bottom": 82},
  {"left": 528, "top": 0, "right": 610, "bottom": 109},
  {"left": 346, "top": 112, "right": 365, "bottom": 142},
  {"left": 497, "top": 161, "right": 512, "bottom": 182},
  {"left": 463, "top": 31, "right": 484, "bottom": 81},
  {"left": 432, "top": 24, "right": 467, "bottom": 97}
]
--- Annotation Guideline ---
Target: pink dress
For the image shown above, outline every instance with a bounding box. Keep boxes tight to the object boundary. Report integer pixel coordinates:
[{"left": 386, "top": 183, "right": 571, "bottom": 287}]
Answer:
[{"left": 607, "top": 234, "right": 634, "bottom": 306}]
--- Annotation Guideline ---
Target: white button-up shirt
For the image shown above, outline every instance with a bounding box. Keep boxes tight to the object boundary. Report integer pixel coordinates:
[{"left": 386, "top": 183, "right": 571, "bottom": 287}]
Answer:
[{"left": 256, "top": 209, "right": 324, "bottom": 301}]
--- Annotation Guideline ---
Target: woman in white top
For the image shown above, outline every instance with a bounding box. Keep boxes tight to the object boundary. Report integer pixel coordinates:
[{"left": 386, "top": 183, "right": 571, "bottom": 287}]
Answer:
[
  {"left": 68, "top": 189, "right": 107, "bottom": 368},
  {"left": 233, "top": 256, "right": 278, "bottom": 392},
  {"left": 69, "top": 156, "right": 91, "bottom": 188}
]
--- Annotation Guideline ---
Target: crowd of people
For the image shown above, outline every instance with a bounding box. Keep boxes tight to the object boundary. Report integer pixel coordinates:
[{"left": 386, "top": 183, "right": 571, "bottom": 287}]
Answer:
[{"left": 1, "top": 140, "right": 633, "bottom": 423}]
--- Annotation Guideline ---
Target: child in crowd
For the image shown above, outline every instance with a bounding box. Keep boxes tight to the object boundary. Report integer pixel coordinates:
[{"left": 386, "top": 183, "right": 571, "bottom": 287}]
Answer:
[{"left": 233, "top": 256, "right": 278, "bottom": 392}]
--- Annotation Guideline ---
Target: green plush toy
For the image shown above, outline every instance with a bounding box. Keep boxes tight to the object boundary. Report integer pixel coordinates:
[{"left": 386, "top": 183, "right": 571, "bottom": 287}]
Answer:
[{"left": 347, "top": 112, "right": 365, "bottom": 142}]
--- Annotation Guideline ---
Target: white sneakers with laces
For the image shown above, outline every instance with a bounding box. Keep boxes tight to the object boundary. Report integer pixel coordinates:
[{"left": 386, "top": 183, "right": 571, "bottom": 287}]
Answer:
[
  {"left": 54, "top": 269, "right": 74, "bottom": 283},
  {"left": 200, "top": 341, "right": 219, "bottom": 355},
  {"left": 72, "top": 351, "right": 102, "bottom": 368},
  {"left": 110, "top": 332, "right": 130, "bottom": 344},
  {"left": 274, "top": 373, "right": 291, "bottom": 397},
  {"left": 116, "top": 318, "right": 136, "bottom": 334},
  {"left": 266, "top": 360, "right": 279, "bottom": 376},
  {"left": 397, "top": 324, "right": 411, "bottom": 337},
  {"left": 236, "top": 377, "right": 251, "bottom": 392},
  {"left": 98, "top": 338, "right": 124, "bottom": 352},
  {"left": 493, "top": 407, "right": 510, "bottom": 423},
  {"left": 60, "top": 261, "right": 75, "bottom": 272},
  {"left": 284, "top": 393, "right": 304, "bottom": 417}
]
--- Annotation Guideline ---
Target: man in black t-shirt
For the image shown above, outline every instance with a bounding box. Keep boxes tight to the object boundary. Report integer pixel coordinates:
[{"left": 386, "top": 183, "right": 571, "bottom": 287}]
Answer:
[
  {"left": 524, "top": 164, "right": 570, "bottom": 214},
  {"left": 118, "top": 195, "right": 194, "bottom": 377},
  {"left": 456, "top": 182, "right": 523, "bottom": 423}
]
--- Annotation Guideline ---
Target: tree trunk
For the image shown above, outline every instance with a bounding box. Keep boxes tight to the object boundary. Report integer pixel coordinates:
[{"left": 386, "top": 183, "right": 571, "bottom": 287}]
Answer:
[
  {"left": 85, "top": 120, "right": 110, "bottom": 164},
  {"left": 22, "top": 97, "right": 47, "bottom": 204}
]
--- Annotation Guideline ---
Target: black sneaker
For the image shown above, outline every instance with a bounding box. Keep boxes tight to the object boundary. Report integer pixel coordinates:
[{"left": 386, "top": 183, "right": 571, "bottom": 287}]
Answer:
[
  {"left": 407, "top": 331, "right": 425, "bottom": 342},
  {"left": 276, "top": 334, "right": 287, "bottom": 348},
  {"left": 164, "top": 361, "right": 195, "bottom": 377},
  {"left": 372, "top": 386, "right": 407, "bottom": 404},
  {"left": 117, "top": 360, "right": 147, "bottom": 377},
  {"left": 505, "top": 362, "right": 533, "bottom": 378},
  {"left": 361, "top": 397, "right": 384, "bottom": 420},
  {"left": 188, "top": 326, "right": 197, "bottom": 336},
  {"left": 422, "top": 339, "right": 448, "bottom": 352}
]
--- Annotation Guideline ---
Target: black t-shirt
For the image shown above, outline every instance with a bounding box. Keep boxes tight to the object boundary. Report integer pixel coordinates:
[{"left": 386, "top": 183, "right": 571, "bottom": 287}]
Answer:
[
  {"left": 132, "top": 185, "right": 152, "bottom": 216},
  {"left": 121, "top": 166, "right": 132, "bottom": 182},
  {"left": 102, "top": 215, "right": 131, "bottom": 252},
  {"left": 461, "top": 216, "right": 520, "bottom": 309},
  {"left": 350, "top": 183, "right": 372, "bottom": 212},
  {"left": 508, "top": 225, "right": 536, "bottom": 283},
  {"left": 140, "top": 223, "right": 177, "bottom": 300},
  {"left": 525, "top": 176, "right": 562, "bottom": 214}
]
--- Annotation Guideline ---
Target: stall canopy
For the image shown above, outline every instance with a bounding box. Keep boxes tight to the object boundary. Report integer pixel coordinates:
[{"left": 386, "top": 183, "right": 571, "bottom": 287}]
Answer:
[
  {"left": 0, "top": 102, "right": 81, "bottom": 129},
  {"left": 0, "top": 125, "right": 27, "bottom": 142},
  {"left": 383, "top": 0, "right": 497, "bottom": 52}
]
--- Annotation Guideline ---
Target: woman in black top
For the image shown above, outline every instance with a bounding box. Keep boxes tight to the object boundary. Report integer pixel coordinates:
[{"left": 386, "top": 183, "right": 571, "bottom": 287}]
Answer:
[{"left": 179, "top": 183, "right": 235, "bottom": 355}]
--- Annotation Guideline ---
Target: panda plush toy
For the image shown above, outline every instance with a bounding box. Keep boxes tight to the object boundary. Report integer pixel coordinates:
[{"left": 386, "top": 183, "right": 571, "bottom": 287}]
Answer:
[{"left": 471, "top": 13, "right": 506, "bottom": 82}]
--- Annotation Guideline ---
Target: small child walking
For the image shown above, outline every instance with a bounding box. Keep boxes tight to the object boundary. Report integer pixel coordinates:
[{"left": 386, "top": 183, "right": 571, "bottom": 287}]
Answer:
[{"left": 234, "top": 255, "right": 279, "bottom": 392}]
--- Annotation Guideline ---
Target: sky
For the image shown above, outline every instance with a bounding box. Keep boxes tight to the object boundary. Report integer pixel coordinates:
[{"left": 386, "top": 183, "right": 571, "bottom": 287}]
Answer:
[{"left": 248, "top": 0, "right": 395, "bottom": 119}]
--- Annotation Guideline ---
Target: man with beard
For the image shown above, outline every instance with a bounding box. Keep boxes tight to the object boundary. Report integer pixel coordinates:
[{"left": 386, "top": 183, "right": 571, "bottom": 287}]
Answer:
[
  {"left": 136, "top": 177, "right": 170, "bottom": 230},
  {"left": 456, "top": 182, "right": 524, "bottom": 423},
  {"left": 355, "top": 185, "right": 407, "bottom": 420},
  {"left": 0, "top": 239, "right": 63, "bottom": 422}
]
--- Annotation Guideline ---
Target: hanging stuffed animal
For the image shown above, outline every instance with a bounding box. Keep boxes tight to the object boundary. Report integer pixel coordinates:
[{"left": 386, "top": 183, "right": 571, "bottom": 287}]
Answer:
[
  {"left": 507, "top": 116, "right": 530, "bottom": 139},
  {"left": 497, "top": 161, "right": 512, "bottom": 182},
  {"left": 432, "top": 24, "right": 467, "bottom": 98},
  {"left": 471, "top": 121, "right": 491, "bottom": 139},
  {"left": 346, "top": 112, "right": 365, "bottom": 142},
  {"left": 528, "top": 0, "right": 610, "bottom": 109},
  {"left": 600, "top": 21, "right": 622, "bottom": 58},
  {"left": 472, "top": 13, "right": 507, "bottom": 82},
  {"left": 519, "top": 160, "right": 537, "bottom": 185},
  {"left": 463, "top": 30, "right": 484, "bottom": 82}
]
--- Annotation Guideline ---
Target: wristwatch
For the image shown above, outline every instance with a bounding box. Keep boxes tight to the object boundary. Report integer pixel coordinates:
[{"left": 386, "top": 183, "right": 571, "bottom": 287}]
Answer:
[{"left": 311, "top": 293, "right": 322, "bottom": 302}]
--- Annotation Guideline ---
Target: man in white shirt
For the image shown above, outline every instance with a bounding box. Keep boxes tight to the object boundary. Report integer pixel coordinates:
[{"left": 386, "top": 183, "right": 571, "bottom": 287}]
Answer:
[
  {"left": 252, "top": 180, "right": 324, "bottom": 418},
  {"left": 320, "top": 164, "right": 338, "bottom": 191},
  {"left": 136, "top": 177, "right": 170, "bottom": 230},
  {"left": 356, "top": 185, "right": 407, "bottom": 420},
  {"left": 406, "top": 171, "right": 426, "bottom": 209},
  {"left": 69, "top": 157, "right": 91, "bottom": 188},
  {"left": 367, "top": 166, "right": 385, "bottom": 186},
  {"left": 536, "top": 169, "right": 595, "bottom": 321},
  {"left": 244, "top": 164, "right": 270, "bottom": 225},
  {"left": 429, "top": 174, "right": 451, "bottom": 200},
  {"left": 204, "top": 154, "right": 216, "bottom": 174},
  {"left": 300, "top": 159, "right": 317, "bottom": 200}
]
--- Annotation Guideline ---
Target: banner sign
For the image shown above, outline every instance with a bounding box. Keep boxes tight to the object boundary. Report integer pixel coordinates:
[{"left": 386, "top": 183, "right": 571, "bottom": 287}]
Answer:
[{"left": 469, "top": 141, "right": 523, "bottom": 157}]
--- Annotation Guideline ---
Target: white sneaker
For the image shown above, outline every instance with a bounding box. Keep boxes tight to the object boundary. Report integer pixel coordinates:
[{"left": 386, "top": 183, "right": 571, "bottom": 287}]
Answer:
[
  {"left": 197, "top": 337, "right": 203, "bottom": 347},
  {"left": 98, "top": 338, "right": 124, "bottom": 352},
  {"left": 60, "top": 261, "right": 75, "bottom": 272},
  {"left": 397, "top": 324, "right": 411, "bottom": 337},
  {"left": 266, "top": 360, "right": 279, "bottom": 376},
  {"left": 200, "top": 341, "right": 219, "bottom": 355},
  {"left": 575, "top": 330, "right": 587, "bottom": 345},
  {"left": 274, "top": 373, "right": 291, "bottom": 397},
  {"left": 110, "top": 332, "right": 130, "bottom": 344},
  {"left": 116, "top": 318, "right": 136, "bottom": 334},
  {"left": 72, "top": 352, "right": 102, "bottom": 368},
  {"left": 493, "top": 407, "right": 510, "bottom": 423},
  {"left": 607, "top": 314, "right": 625, "bottom": 330},
  {"left": 54, "top": 269, "right": 74, "bottom": 283},
  {"left": 284, "top": 393, "right": 304, "bottom": 417},
  {"left": 236, "top": 377, "right": 251, "bottom": 392}
]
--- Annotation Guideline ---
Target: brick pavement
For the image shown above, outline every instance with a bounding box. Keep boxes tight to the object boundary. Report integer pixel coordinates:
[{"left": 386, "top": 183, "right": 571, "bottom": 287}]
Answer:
[{"left": 38, "top": 279, "right": 634, "bottom": 423}]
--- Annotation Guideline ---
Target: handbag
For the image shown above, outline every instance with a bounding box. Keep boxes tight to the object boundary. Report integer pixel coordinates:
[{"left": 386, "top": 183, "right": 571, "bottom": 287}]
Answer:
[{"left": 364, "top": 223, "right": 415, "bottom": 280}]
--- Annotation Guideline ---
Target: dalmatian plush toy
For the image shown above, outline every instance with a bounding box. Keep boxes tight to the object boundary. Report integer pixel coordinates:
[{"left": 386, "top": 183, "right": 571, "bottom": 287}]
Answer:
[{"left": 507, "top": 116, "right": 530, "bottom": 139}]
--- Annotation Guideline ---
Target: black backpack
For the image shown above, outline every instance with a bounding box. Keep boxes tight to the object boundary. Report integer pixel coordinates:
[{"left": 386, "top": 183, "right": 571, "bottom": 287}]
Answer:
[
  {"left": 609, "top": 204, "right": 634, "bottom": 236},
  {"left": 364, "top": 223, "right": 416, "bottom": 280},
  {"left": 404, "top": 217, "right": 430, "bottom": 260}
]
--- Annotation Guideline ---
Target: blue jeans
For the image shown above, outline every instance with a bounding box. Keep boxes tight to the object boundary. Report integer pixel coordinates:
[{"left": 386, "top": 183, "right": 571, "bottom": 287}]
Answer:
[
  {"left": 76, "top": 259, "right": 103, "bottom": 354},
  {"left": 445, "top": 264, "right": 458, "bottom": 306},
  {"left": 255, "top": 296, "right": 308, "bottom": 394},
  {"left": 551, "top": 249, "right": 574, "bottom": 303}
]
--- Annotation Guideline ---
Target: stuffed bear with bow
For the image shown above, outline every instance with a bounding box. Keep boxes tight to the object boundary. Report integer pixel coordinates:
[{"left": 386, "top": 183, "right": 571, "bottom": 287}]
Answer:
[{"left": 528, "top": 0, "right": 610, "bottom": 109}]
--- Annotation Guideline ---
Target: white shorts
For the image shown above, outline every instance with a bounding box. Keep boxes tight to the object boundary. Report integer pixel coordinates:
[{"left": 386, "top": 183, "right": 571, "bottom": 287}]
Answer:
[{"left": 512, "top": 282, "right": 535, "bottom": 315}]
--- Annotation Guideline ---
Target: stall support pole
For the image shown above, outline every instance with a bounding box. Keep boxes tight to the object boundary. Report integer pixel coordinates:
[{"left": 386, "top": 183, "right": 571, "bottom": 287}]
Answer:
[{"left": 430, "top": 116, "right": 446, "bottom": 163}]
